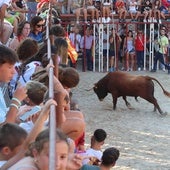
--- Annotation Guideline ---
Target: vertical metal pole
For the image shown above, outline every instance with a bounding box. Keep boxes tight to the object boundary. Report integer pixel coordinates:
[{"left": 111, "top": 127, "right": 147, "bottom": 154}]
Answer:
[
  {"left": 46, "top": 3, "right": 56, "bottom": 170},
  {"left": 144, "top": 23, "right": 146, "bottom": 70},
  {"left": 106, "top": 24, "right": 109, "bottom": 72},
  {"left": 93, "top": 24, "right": 96, "bottom": 72}
]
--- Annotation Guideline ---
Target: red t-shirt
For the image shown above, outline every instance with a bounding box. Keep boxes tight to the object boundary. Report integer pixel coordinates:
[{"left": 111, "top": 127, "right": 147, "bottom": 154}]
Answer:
[{"left": 135, "top": 35, "right": 145, "bottom": 51}]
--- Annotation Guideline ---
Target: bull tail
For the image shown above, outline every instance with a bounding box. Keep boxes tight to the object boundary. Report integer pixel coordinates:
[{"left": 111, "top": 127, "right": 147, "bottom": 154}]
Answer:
[{"left": 146, "top": 76, "right": 170, "bottom": 97}]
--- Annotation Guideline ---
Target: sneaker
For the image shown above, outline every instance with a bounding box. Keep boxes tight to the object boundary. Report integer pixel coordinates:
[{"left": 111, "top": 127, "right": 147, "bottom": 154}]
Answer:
[
  {"left": 84, "top": 21, "right": 88, "bottom": 24},
  {"left": 162, "top": 68, "right": 166, "bottom": 72},
  {"left": 76, "top": 20, "right": 79, "bottom": 24},
  {"left": 92, "top": 19, "right": 96, "bottom": 23},
  {"left": 153, "top": 18, "right": 157, "bottom": 23},
  {"left": 148, "top": 19, "right": 151, "bottom": 22},
  {"left": 106, "top": 17, "right": 111, "bottom": 23},
  {"left": 143, "top": 19, "right": 147, "bottom": 22},
  {"left": 138, "top": 67, "right": 141, "bottom": 71},
  {"left": 159, "top": 19, "right": 162, "bottom": 24}
]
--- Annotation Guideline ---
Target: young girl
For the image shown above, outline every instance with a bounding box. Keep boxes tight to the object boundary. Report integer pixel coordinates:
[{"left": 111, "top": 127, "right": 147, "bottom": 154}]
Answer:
[
  {"left": 85, "top": 0, "right": 99, "bottom": 23},
  {"left": 152, "top": 0, "right": 162, "bottom": 23},
  {"left": 123, "top": 30, "right": 136, "bottom": 71},
  {"left": 128, "top": 0, "right": 141, "bottom": 22},
  {"left": 101, "top": 0, "right": 111, "bottom": 23},
  {"left": 115, "top": 0, "right": 127, "bottom": 22},
  {"left": 109, "top": 28, "right": 122, "bottom": 72},
  {"left": 142, "top": 0, "right": 152, "bottom": 22},
  {"left": 8, "top": 128, "right": 83, "bottom": 170}
]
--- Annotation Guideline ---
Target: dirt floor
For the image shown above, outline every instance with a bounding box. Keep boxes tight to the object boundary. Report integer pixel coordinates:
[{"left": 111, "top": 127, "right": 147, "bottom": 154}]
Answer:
[{"left": 73, "top": 69, "right": 170, "bottom": 170}]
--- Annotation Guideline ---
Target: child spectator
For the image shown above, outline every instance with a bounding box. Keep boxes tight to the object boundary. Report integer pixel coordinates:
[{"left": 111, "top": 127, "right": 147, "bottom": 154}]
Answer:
[
  {"left": 0, "top": 98, "right": 58, "bottom": 170},
  {"left": 152, "top": 0, "right": 162, "bottom": 23},
  {"left": 80, "top": 27, "right": 94, "bottom": 71},
  {"left": 151, "top": 28, "right": 169, "bottom": 72},
  {"left": 0, "top": 45, "right": 27, "bottom": 125},
  {"left": 160, "top": 0, "right": 170, "bottom": 21},
  {"left": 9, "top": 38, "right": 39, "bottom": 95},
  {"left": 123, "top": 30, "right": 136, "bottom": 71},
  {"left": 115, "top": 0, "right": 127, "bottom": 22},
  {"left": 142, "top": 0, "right": 152, "bottom": 22},
  {"left": 8, "top": 128, "right": 83, "bottom": 170},
  {"left": 128, "top": 0, "right": 141, "bottom": 22},
  {"left": 135, "top": 29, "right": 145, "bottom": 71},
  {"left": 81, "top": 147, "right": 120, "bottom": 170},
  {"left": 109, "top": 28, "right": 122, "bottom": 72},
  {"left": 67, "top": 0, "right": 88, "bottom": 24},
  {"left": 0, "top": 123, "right": 27, "bottom": 167},
  {"left": 83, "top": 129, "right": 107, "bottom": 165},
  {"left": 85, "top": 0, "right": 99, "bottom": 23},
  {"left": 101, "top": 0, "right": 111, "bottom": 23},
  {"left": 69, "top": 25, "right": 82, "bottom": 54}
]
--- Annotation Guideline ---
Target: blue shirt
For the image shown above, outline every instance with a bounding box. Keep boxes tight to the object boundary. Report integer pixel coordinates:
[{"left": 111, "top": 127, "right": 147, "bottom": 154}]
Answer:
[{"left": 29, "top": 32, "right": 43, "bottom": 44}]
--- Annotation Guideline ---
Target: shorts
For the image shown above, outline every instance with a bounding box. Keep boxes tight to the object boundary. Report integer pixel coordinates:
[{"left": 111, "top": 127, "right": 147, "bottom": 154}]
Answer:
[
  {"left": 129, "top": 9, "right": 137, "bottom": 13},
  {"left": 129, "top": 48, "right": 135, "bottom": 53},
  {"left": 87, "top": 6, "right": 95, "bottom": 10},
  {"left": 109, "top": 50, "right": 115, "bottom": 57},
  {"left": 103, "top": 49, "right": 107, "bottom": 57}
]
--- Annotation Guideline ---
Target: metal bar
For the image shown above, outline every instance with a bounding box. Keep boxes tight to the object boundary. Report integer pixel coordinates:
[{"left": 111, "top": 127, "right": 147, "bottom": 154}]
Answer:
[{"left": 46, "top": 3, "right": 56, "bottom": 170}]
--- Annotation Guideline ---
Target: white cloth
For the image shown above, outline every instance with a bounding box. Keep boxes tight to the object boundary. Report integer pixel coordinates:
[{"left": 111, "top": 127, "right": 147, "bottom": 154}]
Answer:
[
  {"left": 10, "top": 61, "right": 41, "bottom": 93},
  {"left": 8, "top": 157, "right": 37, "bottom": 170},
  {"left": 19, "top": 121, "right": 34, "bottom": 133},
  {"left": 0, "top": 160, "right": 7, "bottom": 168},
  {"left": 69, "top": 33, "right": 81, "bottom": 52},
  {"left": 0, "top": 0, "right": 11, "bottom": 8},
  {"left": 82, "top": 148, "right": 103, "bottom": 165},
  {"left": 0, "top": 86, "right": 8, "bottom": 123}
]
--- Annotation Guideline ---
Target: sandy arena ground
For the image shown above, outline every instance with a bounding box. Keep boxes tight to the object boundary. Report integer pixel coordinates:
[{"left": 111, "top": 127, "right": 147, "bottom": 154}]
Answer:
[{"left": 72, "top": 69, "right": 170, "bottom": 170}]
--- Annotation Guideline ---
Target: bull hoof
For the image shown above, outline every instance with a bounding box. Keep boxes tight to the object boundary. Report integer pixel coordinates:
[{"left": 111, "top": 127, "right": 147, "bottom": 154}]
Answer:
[
  {"left": 160, "top": 112, "right": 167, "bottom": 117},
  {"left": 128, "top": 106, "right": 134, "bottom": 110}
]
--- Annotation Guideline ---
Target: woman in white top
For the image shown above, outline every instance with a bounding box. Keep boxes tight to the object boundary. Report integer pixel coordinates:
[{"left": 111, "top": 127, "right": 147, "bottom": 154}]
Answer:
[{"left": 123, "top": 30, "right": 136, "bottom": 71}]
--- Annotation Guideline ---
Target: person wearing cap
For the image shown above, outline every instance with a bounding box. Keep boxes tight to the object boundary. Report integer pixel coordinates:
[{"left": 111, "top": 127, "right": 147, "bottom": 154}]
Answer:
[
  {"left": 82, "top": 129, "right": 107, "bottom": 165},
  {"left": 151, "top": 28, "right": 170, "bottom": 73},
  {"left": 81, "top": 147, "right": 120, "bottom": 169}
]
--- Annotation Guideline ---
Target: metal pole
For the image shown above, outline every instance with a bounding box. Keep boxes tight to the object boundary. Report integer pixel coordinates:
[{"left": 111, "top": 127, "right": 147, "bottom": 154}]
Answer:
[
  {"left": 144, "top": 23, "right": 146, "bottom": 71},
  {"left": 46, "top": 3, "right": 56, "bottom": 170}
]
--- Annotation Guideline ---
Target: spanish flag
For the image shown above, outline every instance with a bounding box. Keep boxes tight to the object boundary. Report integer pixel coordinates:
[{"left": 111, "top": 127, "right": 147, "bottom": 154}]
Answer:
[{"left": 65, "top": 34, "right": 78, "bottom": 64}]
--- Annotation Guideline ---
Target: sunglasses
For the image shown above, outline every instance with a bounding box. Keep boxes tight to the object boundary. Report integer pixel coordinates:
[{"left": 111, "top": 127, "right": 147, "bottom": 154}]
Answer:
[{"left": 36, "top": 24, "right": 44, "bottom": 28}]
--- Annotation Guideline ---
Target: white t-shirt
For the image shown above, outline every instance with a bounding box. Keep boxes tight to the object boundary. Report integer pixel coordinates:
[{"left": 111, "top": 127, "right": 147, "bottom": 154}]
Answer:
[
  {"left": 0, "top": 160, "right": 7, "bottom": 168},
  {"left": 10, "top": 61, "right": 41, "bottom": 93},
  {"left": 8, "top": 156, "right": 37, "bottom": 170},
  {"left": 0, "top": 86, "right": 8, "bottom": 123},
  {"left": 0, "top": 0, "right": 11, "bottom": 8},
  {"left": 83, "top": 148, "right": 103, "bottom": 164}
]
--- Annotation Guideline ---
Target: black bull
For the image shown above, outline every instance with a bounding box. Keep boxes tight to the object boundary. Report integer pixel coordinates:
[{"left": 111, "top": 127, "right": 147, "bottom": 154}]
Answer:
[{"left": 93, "top": 71, "right": 170, "bottom": 115}]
